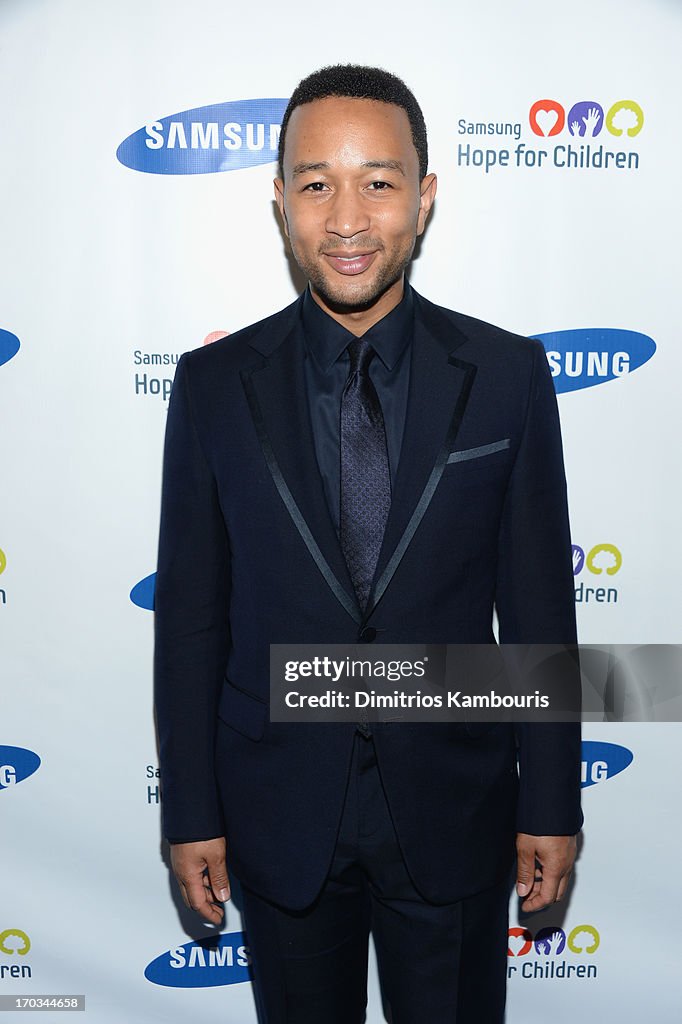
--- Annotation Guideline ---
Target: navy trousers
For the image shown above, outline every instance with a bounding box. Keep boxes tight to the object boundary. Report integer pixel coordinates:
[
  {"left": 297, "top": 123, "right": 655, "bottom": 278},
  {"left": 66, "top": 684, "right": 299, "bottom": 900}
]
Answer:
[{"left": 240, "top": 732, "right": 510, "bottom": 1023}]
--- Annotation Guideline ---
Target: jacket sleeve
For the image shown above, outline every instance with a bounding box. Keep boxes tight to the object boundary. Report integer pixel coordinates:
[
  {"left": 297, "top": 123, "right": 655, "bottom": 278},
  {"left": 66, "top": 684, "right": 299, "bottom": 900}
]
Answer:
[
  {"left": 495, "top": 339, "right": 583, "bottom": 836},
  {"left": 153, "top": 353, "right": 231, "bottom": 841}
]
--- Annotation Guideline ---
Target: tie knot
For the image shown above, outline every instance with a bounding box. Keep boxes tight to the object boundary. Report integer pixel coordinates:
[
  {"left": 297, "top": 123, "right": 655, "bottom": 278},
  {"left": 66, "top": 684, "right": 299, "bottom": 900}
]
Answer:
[{"left": 347, "top": 338, "right": 375, "bottom": 375}]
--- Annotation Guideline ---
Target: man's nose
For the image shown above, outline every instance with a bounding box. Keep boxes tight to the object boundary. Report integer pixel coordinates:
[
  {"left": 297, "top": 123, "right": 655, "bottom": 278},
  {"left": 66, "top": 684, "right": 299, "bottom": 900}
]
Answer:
[{"left": 324, "top": 186, "right": 370, "bottom": 238}]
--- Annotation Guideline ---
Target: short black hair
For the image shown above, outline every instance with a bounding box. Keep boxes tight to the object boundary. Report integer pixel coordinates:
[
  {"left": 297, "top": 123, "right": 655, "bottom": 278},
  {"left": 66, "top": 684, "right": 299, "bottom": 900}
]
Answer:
[{"left": 278, "top": 64, "right": 428, "bottom": 180}]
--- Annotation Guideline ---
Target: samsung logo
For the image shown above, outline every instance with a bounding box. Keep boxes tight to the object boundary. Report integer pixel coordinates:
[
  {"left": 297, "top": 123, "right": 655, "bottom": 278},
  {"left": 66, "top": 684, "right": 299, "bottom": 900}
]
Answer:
[
  {"left": 144, "top": 933, "right": 251, "bottom": 988},
  {"left": 0, "top": 329, "right": 20, "bottom": 368},
  {"left": 117, "top": 99, "right": 289, "bottom": 175},
  {"left": 130, "top": 572, "right": 156, "bottom": 611},
  {"left": 532, "top": 329, "right": 656, "bottom": 393},
  {"left": 0, "top": 746, "right": 41, "bottom": 790},
  {"left": 581, "top": 740, "right": 633, "bottom": 788}
]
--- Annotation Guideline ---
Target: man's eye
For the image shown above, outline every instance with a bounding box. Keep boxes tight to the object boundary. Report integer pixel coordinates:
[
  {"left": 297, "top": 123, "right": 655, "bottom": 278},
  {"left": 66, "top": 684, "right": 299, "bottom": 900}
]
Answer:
[
  {"left": 303, "top": 182, "right": 328, "bottom": 192},
  {"left": 368, "top": 180, "right": 392, "bottom": 190}
]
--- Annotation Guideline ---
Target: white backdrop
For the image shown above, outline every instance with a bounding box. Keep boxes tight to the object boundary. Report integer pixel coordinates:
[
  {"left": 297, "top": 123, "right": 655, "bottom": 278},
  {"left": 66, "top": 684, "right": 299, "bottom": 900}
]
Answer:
[{"left": 1, "top": 0, "right": 681, "bottom": 1020}]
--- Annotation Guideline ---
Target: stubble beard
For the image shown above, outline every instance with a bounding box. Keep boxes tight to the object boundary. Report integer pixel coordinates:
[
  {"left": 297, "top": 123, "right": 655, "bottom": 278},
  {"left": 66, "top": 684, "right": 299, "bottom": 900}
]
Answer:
[{"left": 291, "top": 238, "right": 416, "bottom": 314}]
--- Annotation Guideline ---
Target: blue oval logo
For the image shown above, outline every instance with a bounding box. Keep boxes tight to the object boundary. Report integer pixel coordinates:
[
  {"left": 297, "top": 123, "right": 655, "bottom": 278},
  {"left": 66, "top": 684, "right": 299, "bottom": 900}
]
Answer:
[
  {"left": 532, "top": 329, "right": 656, "bottom": 394},
  {"left": 144, "top": 932, "right": 251, "bottom": 988},
  {"left": 130, "top": 572, "right": 156, "bottom": 611},
  {"left": 0, "top": 746, "right": 41, "bottom": 790},
  {"left": 0, "top": 329, "right": 20, "bottom": 368},
  {"left": 581, "top": 740, "right": 633, "bottom": 788},
  {"left": 117, "top": 99, "right": 289, "bottom": 175}
]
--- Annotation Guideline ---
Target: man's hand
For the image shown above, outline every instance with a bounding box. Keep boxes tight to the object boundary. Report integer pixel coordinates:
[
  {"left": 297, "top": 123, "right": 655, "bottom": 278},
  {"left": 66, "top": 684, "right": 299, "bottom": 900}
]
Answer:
[
  {"left": 170, "top": 837, "right": 230, "bottom": 924},
  {"left": 515, "top": 833, "right": 577, "bottom": 913}
]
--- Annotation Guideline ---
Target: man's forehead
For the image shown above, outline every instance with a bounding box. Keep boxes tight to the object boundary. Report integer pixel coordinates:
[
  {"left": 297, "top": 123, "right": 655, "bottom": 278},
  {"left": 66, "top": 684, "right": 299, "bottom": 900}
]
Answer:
[{"left": 284, "top": 97, "right": 417, "bottom": 166}]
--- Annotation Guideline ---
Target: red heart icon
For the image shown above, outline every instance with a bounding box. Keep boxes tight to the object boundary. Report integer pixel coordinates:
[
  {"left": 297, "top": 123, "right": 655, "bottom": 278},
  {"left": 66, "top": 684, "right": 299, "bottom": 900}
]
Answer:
[{"left": 529, "top": 100, "right": 565, "bottom": 137}]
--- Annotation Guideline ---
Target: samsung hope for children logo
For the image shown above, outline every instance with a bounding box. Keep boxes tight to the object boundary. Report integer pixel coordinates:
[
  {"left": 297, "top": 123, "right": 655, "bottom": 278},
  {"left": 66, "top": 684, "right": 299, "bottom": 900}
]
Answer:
[
  {"left": 533, "top": 329, "right": 656, "bottom": 394},
  {"left": 457, "top": 96, "right": 644, "bottom": 174},
  {"left": 117, "top": 99, "right": 289, "bottom": 174},
  {"left": 145, "top": 933, "right": 251, "bottom": 987}
]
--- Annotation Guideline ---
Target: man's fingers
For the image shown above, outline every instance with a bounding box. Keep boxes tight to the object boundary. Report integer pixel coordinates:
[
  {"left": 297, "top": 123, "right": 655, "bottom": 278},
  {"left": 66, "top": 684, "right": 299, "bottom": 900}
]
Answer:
[
  {"left": 522, "top": 880, "right": 562, "bottom": 911},
  {"left": 521, "top": 864, "right": 573, "bottom": 912},
  {"left": 177, "top": 877, "right": 223, "bottom": 924},
  {"left": 183, "top": 873, "right": 225, "bottom": 923},
  {"left": 177, "top": 869, "right": 225, "bottom": 924},
  {"left": 206, "top": 856, "right": 231, "bottom": 904},
  {"left": 515, "top": 841, "right": 536, "bottom": 898},
  {"left": 528, "top": 868, "right": 562, "bottom": 911},
  {"left": 517, "top": 833, "right": 577, "bottom": 911},
  {"left": 177, "top": 879, "right": 192, "bottom": 912},
  {"left": 521, "top": 886, "right": 548, "bottom": 912},
  {"left": 556, "top": 870, "right": 572, "bottom": 903}
]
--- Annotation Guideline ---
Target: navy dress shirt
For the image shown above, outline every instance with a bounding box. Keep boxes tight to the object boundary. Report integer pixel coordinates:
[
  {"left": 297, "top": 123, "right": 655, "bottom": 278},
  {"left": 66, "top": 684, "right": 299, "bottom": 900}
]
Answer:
[{"left": 301, "top": 282, "right": 414, "bottom": 534}]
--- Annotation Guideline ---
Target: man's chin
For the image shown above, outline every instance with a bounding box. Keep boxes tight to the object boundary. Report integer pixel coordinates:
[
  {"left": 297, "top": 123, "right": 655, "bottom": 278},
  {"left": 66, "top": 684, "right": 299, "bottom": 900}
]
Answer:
[{"left": 309, "top": 274, "right": 400, "bottom": 315}]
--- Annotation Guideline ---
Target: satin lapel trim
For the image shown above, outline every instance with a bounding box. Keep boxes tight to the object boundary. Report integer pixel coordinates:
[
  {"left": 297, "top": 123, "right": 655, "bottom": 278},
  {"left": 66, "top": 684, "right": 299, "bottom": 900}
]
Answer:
[
  {"left": 364, "top": 318, "right": 477, "bottom": 621},
  {"left": 241, "top": 326, "right": 361, "bottom": 624}
]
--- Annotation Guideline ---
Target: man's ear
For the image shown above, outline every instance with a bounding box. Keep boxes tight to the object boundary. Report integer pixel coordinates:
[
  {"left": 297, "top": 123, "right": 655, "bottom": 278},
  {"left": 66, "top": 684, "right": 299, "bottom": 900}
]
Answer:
[
  {"left": 273, "top": 178, "right": 289, "bottom": 238},
  {"left": 416, "top": 173, "right": 437, "bottom": 236}
]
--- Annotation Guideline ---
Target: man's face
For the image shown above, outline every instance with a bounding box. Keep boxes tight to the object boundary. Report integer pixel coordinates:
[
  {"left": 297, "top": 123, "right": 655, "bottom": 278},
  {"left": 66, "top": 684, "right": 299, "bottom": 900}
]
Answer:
[{"left": 274, "top": 96, "right": 436, "bottom": 319}]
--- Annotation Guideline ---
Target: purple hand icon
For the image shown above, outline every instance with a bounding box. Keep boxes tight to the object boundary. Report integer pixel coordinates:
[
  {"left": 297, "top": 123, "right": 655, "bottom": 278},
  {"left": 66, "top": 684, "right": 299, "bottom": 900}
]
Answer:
[
  {"left": 535, "top": 927, "right": 566, "bottom": 955},
  {"left": 567, "top": 101, "right": 604, "bottom": 138}
]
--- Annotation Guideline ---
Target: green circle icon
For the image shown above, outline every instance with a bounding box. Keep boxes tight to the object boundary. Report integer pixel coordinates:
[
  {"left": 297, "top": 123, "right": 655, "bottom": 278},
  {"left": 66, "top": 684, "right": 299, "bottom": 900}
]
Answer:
[
  {"left": 0, "top": 929, "right": 31, "bottom": 955},
  {"left": 567, "top": 924, "right": 600, "bottom": 954},
  {"left": 587, "top": 543, "right": 622, "bottom": 576},
  {"left": 606, "top": 100, "right": 644, "bottom": 138}
]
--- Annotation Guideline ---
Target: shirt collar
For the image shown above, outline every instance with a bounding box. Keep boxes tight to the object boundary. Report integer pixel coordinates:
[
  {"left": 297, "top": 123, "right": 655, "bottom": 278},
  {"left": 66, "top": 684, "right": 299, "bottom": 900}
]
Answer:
[{"left": 301, "top": 280, "right": 414, "bottom": 373}]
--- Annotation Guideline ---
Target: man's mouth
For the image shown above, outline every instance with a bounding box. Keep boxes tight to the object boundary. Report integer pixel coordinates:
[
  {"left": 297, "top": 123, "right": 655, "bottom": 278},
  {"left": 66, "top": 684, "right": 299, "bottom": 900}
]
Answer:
[{"left": 322, "top": 251, "right": 378, "bottom": 276}]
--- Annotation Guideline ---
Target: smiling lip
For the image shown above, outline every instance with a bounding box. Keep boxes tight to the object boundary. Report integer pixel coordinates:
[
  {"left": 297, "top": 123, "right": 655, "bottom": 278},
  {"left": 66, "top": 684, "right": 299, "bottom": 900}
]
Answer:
[{"left": 323, "top": 251, "right": 378, "bottom": 276}]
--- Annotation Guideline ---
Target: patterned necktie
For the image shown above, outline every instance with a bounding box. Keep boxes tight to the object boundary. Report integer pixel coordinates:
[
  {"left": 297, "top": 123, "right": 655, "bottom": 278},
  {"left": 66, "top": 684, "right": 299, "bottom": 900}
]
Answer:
[{"left": 340, "top": 338, "right": 391, "bottom": 611}]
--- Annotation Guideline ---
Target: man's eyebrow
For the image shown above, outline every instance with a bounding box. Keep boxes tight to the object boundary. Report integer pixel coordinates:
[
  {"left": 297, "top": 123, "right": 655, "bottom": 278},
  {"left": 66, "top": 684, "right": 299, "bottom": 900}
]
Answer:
[
  {"left": 292, "top": 161, "right": 330, "bottom": 176},
  {"left": 291, "top": 159, "right": 406, "bottom": 176},
  {"left": 362, "top": 160, "right": 406, "bottom": 175}
]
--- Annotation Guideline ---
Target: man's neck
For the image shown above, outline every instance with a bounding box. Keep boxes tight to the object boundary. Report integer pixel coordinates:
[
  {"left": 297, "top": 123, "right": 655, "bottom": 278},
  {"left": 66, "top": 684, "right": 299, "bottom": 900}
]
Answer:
[{"left": 308, "top": 277, "right": 405, "bottom": 337}]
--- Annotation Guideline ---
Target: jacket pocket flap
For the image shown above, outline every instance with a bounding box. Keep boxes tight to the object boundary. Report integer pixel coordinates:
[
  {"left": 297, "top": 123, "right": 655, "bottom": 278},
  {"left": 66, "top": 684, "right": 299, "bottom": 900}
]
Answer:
[
  {"left": 446, "top": 438, "right": 510, "bottom": 464},
  {"left": 218, "top": 680, "right": 267, "bottom": 741}
]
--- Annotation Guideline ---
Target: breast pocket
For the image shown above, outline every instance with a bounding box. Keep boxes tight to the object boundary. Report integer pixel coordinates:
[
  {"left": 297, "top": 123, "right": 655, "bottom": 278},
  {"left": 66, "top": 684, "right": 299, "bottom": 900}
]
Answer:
[{"left": 440, "top": 438, "right": 512, "bottom": 488}]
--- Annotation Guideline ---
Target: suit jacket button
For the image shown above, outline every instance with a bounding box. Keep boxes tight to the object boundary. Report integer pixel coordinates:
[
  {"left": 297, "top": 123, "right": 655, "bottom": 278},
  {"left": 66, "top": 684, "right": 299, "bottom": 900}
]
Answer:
[{"left": 358, "top": 626, "right": 376, "bottom": 642}]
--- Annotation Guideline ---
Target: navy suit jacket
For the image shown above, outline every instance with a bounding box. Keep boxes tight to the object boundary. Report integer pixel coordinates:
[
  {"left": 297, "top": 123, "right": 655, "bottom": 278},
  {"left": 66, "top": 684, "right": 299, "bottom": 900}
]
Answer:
[{"left": 154, "top": 287, "right": 582, "bottom": 911}]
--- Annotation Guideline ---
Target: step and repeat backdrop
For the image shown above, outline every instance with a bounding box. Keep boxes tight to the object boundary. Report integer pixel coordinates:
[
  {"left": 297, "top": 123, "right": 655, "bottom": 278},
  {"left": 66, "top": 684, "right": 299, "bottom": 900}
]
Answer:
[{"left": 1, "top": 0, "right": 680, "bottom": 1021}]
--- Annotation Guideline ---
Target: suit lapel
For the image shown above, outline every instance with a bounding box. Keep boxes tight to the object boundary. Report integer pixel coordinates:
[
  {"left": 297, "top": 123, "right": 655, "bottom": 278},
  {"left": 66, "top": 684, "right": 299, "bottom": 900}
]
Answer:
[
  {"left": 240, "top": 290, "right": 477, "bottom": 627},
  {"left": 241, "top": 301, "right": 362, "bottom": 623},
  {"left": 364, "top": 295, "right": 476, "bottom": 619}
]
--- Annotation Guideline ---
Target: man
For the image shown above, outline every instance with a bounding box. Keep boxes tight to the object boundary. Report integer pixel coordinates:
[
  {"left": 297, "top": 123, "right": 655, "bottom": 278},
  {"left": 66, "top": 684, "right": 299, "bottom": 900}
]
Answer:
[{"left": 154, "top": 65, "right": 582, "bottom": 1023}]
